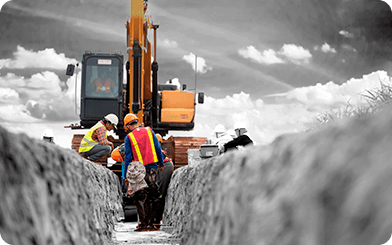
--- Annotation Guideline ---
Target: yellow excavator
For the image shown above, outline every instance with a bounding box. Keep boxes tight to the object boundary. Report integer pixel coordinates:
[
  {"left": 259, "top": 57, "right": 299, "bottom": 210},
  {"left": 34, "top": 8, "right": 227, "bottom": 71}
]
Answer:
[
  {"left": 66, "top": 0, "right": 205, "bottom": 159},
  {"left": 65, "top": 0, "right": 206, "bottom": 220}
]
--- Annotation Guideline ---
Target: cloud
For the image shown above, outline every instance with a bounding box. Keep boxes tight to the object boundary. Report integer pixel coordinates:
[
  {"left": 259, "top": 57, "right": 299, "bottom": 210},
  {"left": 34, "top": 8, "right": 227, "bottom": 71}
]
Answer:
[
  {"left": 339, "top": 30, "right": 354, "bottom": 38},
  {"left": 177, "top": 70, "right": 392, "bottom": 146},
  {"left": 159, "top": 39, "right": 178, "bottom": 49},
  {"left": 0, "top": 45, "right": 77, "bottom": 69},
  {"left": 282, "top": 70, "right": 391, "bottom": 108},
  {"left": 0, "top": 46, "right": 80, "bottom": 122},
  {"left": 0, "top": 71, "right": 78, "bottom": 121},
  {"left": 238, "top": 46, "right": 285, "bottom": 65},
  {"left": 321, "top": 43, "right": 337, "bottom": 53},
  {"left": 0, "top": 87, "right": 19, "bottom": 103},
  {"left": 239, "top": 44, "right": 312, "bottom": 65},
  {"left": 171, "top": 91, "right": 317, "bottom": 146},
  {"left": 278, "top": 44, "right": 312, "bottom": 64},
  {"left": 182, "top": 53, "right": 212, "bottom": 74}
]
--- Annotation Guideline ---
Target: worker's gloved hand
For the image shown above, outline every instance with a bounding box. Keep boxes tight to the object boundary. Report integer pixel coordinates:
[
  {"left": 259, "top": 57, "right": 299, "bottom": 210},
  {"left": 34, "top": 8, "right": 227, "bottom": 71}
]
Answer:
[{"left": 158, "top": 165, "right": 165, "bottom": 171}]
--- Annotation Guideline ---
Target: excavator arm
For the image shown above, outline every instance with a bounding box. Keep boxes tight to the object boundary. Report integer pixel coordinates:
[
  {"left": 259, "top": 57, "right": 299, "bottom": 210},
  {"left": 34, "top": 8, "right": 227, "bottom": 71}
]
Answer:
[{"left": 126, "top": 0, "right": 153, "bottom": 125}]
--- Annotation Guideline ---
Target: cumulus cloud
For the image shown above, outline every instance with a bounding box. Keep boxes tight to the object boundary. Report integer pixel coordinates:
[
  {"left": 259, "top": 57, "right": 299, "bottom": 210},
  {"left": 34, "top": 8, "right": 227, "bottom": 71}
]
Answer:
[
  {"left": 171, "top": 91, "right": 317, "bottom": 146},
  {"left": 321, "top": 43, "right": 337, "bottom": 53},
  {"left": 0, "top": 88, "right": 19, "bottom": 103},
  {"left": 0, "top": 71, "right": 78, "bottom": 121},
  {"left": 159, "top": 39, "right": 178, "bottom": 49},
  {"left": 283, "top": 70, "right": 391, "bottom": 108},
  {"left": 182, "top": 52, "right": 212, "bottom": 74},
  {"left": 178, "top": 70, "right": 392, "bottom": 147},
  {"left": 0, "top": 45, "right": 77, "bottom": 69},
  {"left": 278, "top": 44, "right": 312, "bottom": 64},
  {"left": 239, "top": 44, "right": 312, "bottom": 65},
  {"left": 238, "top": 46, "right": 285, "bottom": 65},
  {"left": 0, "top": 46, "right": 79, "bottom": 122}
]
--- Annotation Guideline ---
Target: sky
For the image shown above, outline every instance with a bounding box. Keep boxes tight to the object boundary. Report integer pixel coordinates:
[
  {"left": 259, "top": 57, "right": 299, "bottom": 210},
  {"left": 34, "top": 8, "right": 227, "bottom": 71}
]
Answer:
[{"left": 1, "top": 0, "right": 392, "bottom": 148}]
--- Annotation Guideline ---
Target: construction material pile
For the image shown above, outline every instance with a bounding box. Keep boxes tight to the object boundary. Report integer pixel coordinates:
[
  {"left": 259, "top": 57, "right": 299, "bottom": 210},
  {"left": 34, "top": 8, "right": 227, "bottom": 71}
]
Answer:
[
  {"left": 0, "top": 126, "right": 123, "bottom": 245},
  {"left": 164, "top": 107, "right": 392, "bottom": 245}
]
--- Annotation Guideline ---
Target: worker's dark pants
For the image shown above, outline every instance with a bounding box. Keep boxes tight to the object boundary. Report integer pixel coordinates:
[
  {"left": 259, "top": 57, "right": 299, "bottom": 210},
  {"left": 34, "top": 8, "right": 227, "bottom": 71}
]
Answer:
[
  {"left": 155, "top": 160, "right": 174, "bottom": 223},
  {"left": 81, "top": 145, "right": 111, "bottom": 161},
  {"left": 144, "top": 167, "right": 161, "bottom": 226},
  {"left": 132, "top": 190, "right": 149, "bottom": 228}
]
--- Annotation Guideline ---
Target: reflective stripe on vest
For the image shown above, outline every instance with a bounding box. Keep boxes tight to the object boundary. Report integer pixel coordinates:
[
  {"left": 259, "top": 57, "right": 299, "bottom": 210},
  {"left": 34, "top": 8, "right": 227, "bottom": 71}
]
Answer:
[
  {"left": 128, "top": 127, "right": 158, "bottom": 165},
  {"left": 96, "top": 79, "right": 112, "bottom": 93},
  {"left": 78, "top": 121, "right": 107, "bottom": 153}
]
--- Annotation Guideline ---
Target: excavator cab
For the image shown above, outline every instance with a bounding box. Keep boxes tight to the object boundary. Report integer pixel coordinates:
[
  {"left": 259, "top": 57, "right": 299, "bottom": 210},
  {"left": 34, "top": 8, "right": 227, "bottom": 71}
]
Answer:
[{"left": 67, "top": 52, "right": 124, "bottom": 130}]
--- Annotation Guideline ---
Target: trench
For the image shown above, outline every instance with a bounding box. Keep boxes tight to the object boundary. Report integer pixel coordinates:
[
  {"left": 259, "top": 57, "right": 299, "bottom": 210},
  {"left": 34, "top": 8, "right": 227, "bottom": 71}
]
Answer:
[{"left": 3, "top": 106, "right": 392, "bottom": 245}]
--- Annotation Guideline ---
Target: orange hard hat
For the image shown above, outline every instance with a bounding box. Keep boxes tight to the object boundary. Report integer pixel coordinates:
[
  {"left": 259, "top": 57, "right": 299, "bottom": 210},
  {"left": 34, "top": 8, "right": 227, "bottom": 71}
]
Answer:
[
  {"left": 111, "top": 148, "right": 123, "bottom": 162},
  {"left": 156, "top": 133, "right": 162, "bottom": 143},
  {"left": 111, "top": 144, "right": 125, "bottom": 162},
  {"left": 124, "top": 113, "right": 139, "bottom": 126}
]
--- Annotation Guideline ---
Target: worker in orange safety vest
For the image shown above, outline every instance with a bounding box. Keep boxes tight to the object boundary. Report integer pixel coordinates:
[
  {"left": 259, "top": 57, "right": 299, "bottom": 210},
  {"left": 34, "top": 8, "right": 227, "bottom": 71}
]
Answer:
[
  {"left": 123, "top": 113, "right": 164, "bottom": 232},
  {"left": 90, "top": 69, "right": 116, "bottom": 96}
]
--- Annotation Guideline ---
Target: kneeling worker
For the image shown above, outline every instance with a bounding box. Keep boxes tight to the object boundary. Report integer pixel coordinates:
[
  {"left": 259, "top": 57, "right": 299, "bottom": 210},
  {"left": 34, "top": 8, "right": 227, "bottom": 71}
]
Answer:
[
  {"left": 78, "top": 113, "right": 118, "bottom": 161},
  {"left": 123, "top": 113, "right": 165, "bottom": 232}
]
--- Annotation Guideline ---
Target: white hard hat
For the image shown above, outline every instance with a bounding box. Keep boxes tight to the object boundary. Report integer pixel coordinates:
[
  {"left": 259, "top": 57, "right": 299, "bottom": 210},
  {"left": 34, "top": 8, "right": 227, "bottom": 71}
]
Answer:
[
  {"left": 42, "top": 129, "right": 54, "bottom": 138},
  {"left": 104, "top": 113, "right": 118, "bottom": 129},
  {"left": 214, "top": 124, "right": 226, "bottom": 133},
  {"left": 234, "top": 122, "right": 246, "bottom": 130}
]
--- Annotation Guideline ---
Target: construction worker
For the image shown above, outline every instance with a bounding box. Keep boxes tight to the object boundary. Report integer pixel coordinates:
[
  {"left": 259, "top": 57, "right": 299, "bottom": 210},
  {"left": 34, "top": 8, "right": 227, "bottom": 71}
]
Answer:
[
  {"left": 223, "top": 122, "right": 253, "bottom": 152},
  {"left": 90, "top": 69, "right": 117, "bottom": 97},
  {"left": 42, "top": 129, "right": 55, "bottom": 144},
  {"left": 78, "top": 113, "right": 118, "bottom": 161},
  {"left": 154, "top": 133, "right": 174, "bottom": 227},
  {"left": 123, "top": 113, "right": 164, "bottom": 232},
  {"left": 213, "top": 124, "right": 233, "bottom": 153}
]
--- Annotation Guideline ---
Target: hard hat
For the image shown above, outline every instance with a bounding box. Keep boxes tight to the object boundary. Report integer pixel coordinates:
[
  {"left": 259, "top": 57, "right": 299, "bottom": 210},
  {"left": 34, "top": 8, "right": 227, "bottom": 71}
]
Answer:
[
  {"left": 111, "top": 148, "right": 123, "bottom": 162},
  {"left": 111, "top": 144, "right": 125, "bottom": 162},
  {"left": 42, "top": 129, "right": 54, "bottom": 138},
  {"left": 104, "top": 114, "right": 118, "bottom": 129},
  {"left": 124, "top": 113, "right": 139, "bottom": 126},
  {"left": 156, "top": 133, "right": 163, "bottom": 143},
  {"left": 214, "top": 124, "right": 226, "bottom": 133},
  {"left": 234, "top": 122, "right": 246, "bottom": 130}
]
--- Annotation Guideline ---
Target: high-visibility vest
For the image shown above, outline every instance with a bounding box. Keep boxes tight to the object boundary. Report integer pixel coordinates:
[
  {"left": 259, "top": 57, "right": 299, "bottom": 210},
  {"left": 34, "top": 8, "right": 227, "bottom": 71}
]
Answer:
[
  {"left": 78, "top": 121, "right": 107, "bottom": 153},
  {"left": 96, "top": 79, "right": 112, "bottom": 93},
  {"left": 127, "top": 127, "right": 158, "bottom": 165}
]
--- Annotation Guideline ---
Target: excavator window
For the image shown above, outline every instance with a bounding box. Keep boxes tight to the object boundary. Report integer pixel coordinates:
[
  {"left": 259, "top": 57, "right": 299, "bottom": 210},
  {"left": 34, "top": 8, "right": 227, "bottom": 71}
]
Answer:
[{"left": 84, "top": 59, "right": 120, "bottom": 99}]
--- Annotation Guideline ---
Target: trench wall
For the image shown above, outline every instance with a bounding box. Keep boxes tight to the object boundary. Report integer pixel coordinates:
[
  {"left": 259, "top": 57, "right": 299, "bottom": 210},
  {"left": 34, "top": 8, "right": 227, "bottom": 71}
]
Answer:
[
  {"left": 0, "top": 126, "right": 123, "bottom": 245},
  {"left": 163, "top": 107, "right": 392, "bottom": 245}
]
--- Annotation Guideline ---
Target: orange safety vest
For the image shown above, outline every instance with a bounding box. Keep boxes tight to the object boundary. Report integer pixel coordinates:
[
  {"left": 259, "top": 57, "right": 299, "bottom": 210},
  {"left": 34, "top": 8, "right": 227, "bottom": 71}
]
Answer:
[
  {"left": 96, "top": 79, "right": 112, "bottom": 93},
  {"left": 127, "top": 127, "right": 158, "bottom": 165}
]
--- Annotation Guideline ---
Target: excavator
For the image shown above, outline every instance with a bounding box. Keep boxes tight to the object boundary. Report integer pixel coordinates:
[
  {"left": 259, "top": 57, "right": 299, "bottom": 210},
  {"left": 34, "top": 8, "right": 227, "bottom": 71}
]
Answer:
[{"left": 65, "top": 0, "right": 206, "bottom": 220}]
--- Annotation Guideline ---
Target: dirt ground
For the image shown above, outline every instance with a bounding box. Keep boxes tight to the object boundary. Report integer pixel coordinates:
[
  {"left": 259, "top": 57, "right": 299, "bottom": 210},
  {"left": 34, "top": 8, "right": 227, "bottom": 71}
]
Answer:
[{"left": 111, "top": 222, "right": 181, "bottom": 245}]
